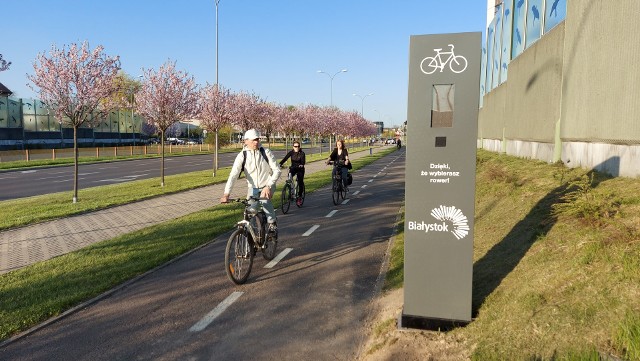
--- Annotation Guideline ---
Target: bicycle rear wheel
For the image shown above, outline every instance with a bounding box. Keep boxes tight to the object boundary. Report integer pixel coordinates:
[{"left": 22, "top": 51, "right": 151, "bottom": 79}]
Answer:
[
  {"left": 296, "top": 183, "right": 305, "bottom": 207},
  {"left": 281, "top": 183, "right": 292, "bottom": 214},
  {"left": 225, "top": 229, "right": 254, "bottom": 284},
  {"left": 262, "top": 232, "right": 278, "bottom": 260}
]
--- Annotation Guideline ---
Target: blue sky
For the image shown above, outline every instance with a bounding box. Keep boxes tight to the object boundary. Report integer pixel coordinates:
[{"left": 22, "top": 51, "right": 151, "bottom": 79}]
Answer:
[{"left": 1, "top": 0, "right": 486, "bottom": 128}]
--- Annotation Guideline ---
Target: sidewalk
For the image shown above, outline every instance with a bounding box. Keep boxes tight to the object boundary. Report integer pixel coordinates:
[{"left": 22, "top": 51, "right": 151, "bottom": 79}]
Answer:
[{"left": 0, "top": 146, "right": 391, "bottom": 274}]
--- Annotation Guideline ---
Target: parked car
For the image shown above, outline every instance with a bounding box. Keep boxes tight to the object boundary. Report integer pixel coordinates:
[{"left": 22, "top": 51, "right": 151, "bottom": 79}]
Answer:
[{"left": 385, "top": 138, "right": 396, "bottom": 145}]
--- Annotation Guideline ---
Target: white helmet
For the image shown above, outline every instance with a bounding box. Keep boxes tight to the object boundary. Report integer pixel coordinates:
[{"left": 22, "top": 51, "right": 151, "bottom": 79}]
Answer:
[{"left": 243, "top": 129, "right": 260, "bottom": 140}]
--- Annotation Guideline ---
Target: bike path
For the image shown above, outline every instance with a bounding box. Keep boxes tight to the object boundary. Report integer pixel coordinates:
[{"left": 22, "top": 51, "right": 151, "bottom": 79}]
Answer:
[
  {"left": 0, "top": 149, "right": 407, "bottom": 360},
  {"left": 0, "top": 146, "right": 392, "bottom": 274}
]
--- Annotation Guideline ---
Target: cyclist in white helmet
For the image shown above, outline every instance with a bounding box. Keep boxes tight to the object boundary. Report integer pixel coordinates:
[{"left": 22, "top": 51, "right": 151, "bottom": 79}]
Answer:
[{"left": 220, "top": 129, "right": 281, "bottom": 234}]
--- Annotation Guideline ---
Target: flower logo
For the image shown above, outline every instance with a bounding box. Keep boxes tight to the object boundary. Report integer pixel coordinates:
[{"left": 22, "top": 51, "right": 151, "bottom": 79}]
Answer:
[{"left": 430, "top": 205, "right": 469, "bottom": 240}]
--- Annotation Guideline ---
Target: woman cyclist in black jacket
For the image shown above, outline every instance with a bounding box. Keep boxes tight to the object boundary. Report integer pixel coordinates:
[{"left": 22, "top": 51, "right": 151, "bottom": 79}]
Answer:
[
  {"left": 326, "top": 139, "right": 350, "bottom": 190},
  {"left": 279, "top": 141, "right": 306, "bottom": 206}
]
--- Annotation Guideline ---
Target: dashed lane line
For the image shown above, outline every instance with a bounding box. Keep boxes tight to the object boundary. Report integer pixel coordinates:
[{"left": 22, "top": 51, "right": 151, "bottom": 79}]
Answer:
[
  {"left": 302, "top": 225, "right": 320, "bottom": 236},
  {"left": 189, "top": 291, "right": 244, "bottom": 332},
  {"left": 326, "top": 210, "right": 338, "bottom": 218},
  {"left": 264, "top": 247, "right": 293, "bottom": 268}
]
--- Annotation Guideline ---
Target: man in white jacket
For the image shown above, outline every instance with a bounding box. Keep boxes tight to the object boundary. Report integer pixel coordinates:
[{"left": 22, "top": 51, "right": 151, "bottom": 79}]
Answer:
[{"left": 220, "top": 129, "right": 281, "bottom": 233}]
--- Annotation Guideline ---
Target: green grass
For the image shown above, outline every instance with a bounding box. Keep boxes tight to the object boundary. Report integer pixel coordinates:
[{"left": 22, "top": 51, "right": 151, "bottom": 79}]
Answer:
[
  {"left": 0, "top": 147, "right": 397, "bottom": 341},
  {"left": 380, "top": 149, "right": 640, "bottom": 360}
]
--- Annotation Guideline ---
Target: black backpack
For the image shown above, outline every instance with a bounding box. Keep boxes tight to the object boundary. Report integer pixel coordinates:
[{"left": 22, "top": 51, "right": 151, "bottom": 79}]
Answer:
[{"left": 239, "top": 147, "right": 269, "bottom": 179}]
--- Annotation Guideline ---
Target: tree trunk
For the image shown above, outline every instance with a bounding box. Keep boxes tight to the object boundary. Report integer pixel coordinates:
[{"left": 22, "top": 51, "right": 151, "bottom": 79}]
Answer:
[
  {"left": 73, "top": 126, "right": 79, "bottom": 203},
  {"left": 213, "top": 130, "right": 219, "bottom": 177},
  {"left": 160, "top": 129, "right": 165, "bottom": 187}
]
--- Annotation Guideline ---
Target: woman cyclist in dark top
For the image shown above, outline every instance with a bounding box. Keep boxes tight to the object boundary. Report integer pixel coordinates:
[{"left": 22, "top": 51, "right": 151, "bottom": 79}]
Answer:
[
  {"left": 326, "top": 139, "right": 350, "bottom": 189},
  {"left": 279, "top": 140, "right": 306, "bottom": 206}
]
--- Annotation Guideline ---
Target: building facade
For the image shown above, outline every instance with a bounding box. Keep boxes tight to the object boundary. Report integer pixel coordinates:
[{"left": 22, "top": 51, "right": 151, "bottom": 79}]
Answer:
[{"left": 480, "top": 0, "right": 640, "bottom": 177}]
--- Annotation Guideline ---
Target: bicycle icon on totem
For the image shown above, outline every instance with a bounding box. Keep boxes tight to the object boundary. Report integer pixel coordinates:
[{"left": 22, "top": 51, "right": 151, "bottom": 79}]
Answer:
[{"left": 420, "top": 44, "right": 468, "bottom": 74}]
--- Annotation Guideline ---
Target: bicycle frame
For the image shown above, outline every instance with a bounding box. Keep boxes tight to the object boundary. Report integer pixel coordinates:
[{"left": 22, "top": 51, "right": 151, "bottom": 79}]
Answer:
[
  {"left": 286, "top": 171, "right": 298, "bottom": 199},
  {"left": 236, "top": 197, "right": 266, "bottom": 246}
]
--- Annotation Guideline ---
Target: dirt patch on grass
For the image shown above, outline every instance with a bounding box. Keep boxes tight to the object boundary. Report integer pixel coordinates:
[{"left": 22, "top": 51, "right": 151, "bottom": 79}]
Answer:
[{"left": 358, "top": 288, "right": 472, "bottom": 361}]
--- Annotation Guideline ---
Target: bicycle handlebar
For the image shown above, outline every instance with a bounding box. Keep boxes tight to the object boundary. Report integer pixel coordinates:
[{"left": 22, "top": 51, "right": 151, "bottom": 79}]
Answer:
[
  {"left": 221, "top": 196, "right": 269, "bottom": 204},
  {"left": 326, "top": 160, "right": 346, "bottom": 166}
]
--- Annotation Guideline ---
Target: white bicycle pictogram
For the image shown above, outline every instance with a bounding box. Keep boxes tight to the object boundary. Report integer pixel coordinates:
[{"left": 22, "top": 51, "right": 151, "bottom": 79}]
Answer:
[{"left": 420, "top": 44, "right": 468, "bottom": 74}]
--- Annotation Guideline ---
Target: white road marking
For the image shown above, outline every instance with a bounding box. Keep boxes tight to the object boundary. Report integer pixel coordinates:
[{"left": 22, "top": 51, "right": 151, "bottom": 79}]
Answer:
[
  {"left": 302, "top": 225, "right": 320, "bottom": 236},
  {"left": 21, "top": 170, "right": 36, "bottom": 174},
  {"left": 341, "top": 199, "right": 350, "bottom": 205},
  {"left": 326, "top": 210, "right": 338, "bottom": 218},
  {"left": 361, "top": 184, "right": 368, "bottom": 189},
  {"left": 264, "top": 247, "right": 293, "bottom": 268},
  {"left": 368, "top": 179, "right": 373, "bottom": 183},
  {"left": 352, "top": 191, "right": 360, "bottom": 195},
  {"left": 189, "top": 291, "right": 243, "bottom": 332},
  {"left": 94, "top": 174, "right": 148, "bottom": 183}
]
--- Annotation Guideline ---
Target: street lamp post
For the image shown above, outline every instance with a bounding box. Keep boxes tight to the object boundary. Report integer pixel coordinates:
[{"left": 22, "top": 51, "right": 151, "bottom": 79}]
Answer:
[
  {"left": 215, "top": 0, "right": 221, "bottom": 86},
  {"left": 353, "top": 93, "right": 374, "bottom": 116},
  {"left": 213, "top": 0, "right": 222, "bottom": 176},
  {"left": 317, "top": 69, "right": 347, "bottom": 106},
  {"left": 373, "top": 109, "right": 381, "bottom": 122},
  {"left": 132, "top": 75, "right": 143, "bottom": 147}
]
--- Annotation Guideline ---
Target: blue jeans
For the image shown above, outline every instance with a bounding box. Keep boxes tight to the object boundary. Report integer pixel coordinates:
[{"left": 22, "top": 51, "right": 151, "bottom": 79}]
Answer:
[{"left": 250, "top": 187, "right": 276, "bottom": 224}]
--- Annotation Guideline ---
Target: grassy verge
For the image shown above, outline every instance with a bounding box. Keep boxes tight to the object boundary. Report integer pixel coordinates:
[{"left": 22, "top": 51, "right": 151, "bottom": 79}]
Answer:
[
  {"left": 0, "top": 147, "right": 397, "bottom": 341},
  {"left": 377, "top": 150, "right": 640, "bottom": 360},
  {"left": 0, "top": 146, "right": 374, "bottom": 231}
]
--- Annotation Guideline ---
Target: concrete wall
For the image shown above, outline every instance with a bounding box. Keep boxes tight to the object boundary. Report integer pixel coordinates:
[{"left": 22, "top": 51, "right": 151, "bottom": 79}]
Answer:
[
  {"left": 561, "top": 1, "right": 640, "bottom": 144},
  {"left": 479, "top": 1, "right": 640, "bottom": 177}
]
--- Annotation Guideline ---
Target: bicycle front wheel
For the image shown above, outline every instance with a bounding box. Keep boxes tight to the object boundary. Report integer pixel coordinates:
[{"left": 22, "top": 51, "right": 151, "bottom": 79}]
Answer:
[
  {"left": 449, "top": 55, "right": 468, "bottom": 73},
  {"left": 281, "top": 184, "right": 292, "bottom": 214},
  {"left": 340, "top": 183, "right": 347, "bottom": 200},
  {"left": 332, "top": 178, "right": 341, "bottom": 205},
  {"left": 225, "top": 229, "right": 254, "bottom": 285}
]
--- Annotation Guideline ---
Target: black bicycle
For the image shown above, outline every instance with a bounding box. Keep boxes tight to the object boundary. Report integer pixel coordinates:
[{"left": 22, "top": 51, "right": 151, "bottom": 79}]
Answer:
[
  {"left": 281, "top": 167, "right": 305, "bottom": 214},
  {"left": 327, "top": 160, "right": 348, "bottom": 205},
  {"left": 224, "top": 196, "right": 278, "bottom": 284}
]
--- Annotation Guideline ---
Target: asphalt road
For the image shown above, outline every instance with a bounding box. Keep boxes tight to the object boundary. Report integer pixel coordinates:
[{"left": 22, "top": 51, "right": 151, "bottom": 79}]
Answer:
[
  {"left": 0, "top": 148, "right": 318, "bottom": 201},
  {"left": 0, "top": 150, "right": 406, "bottom": 361}
]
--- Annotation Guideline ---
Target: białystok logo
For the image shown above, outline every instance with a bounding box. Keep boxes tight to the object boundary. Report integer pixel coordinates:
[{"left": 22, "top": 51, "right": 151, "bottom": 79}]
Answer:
[{"left": 408, "top": 205, "right": 470, "bottom": 240}]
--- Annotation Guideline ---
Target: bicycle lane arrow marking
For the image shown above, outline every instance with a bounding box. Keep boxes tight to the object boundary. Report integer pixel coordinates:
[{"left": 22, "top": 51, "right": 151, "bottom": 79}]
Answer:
[
  {"left": 189, "top": 291, "right": 244, "bottom": 332},
  {"left": 264, "top": 248, "right": 293, "bottom": 268},
  {"left": 302, "top": 225, "right": 320, "bottom": 236}
]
